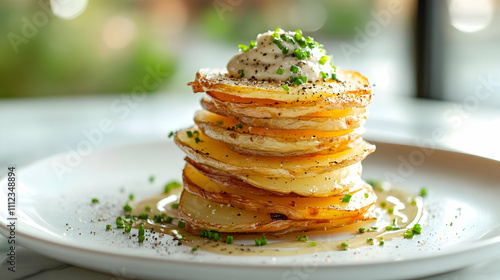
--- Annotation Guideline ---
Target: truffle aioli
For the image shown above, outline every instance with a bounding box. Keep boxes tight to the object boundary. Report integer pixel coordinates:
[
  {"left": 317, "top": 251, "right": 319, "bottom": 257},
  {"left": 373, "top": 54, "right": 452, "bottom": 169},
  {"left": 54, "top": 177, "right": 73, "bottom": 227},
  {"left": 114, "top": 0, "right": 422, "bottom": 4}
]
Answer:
[{"left": 227, "top": 30, "right": 335, "bottom": 82}]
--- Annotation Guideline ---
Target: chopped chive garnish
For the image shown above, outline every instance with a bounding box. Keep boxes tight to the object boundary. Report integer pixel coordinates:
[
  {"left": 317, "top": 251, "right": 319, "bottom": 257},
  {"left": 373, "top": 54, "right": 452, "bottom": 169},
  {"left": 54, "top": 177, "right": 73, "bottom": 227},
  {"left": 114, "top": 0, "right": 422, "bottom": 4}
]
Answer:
[
  {"left": 411, "top": 199, "right": 417, "bottom": 206},
  {"left": 310, "top": 241, "right": 317, "bottom": 246},
  {"left": 280, "top": 34, "right": 292, "bottom": 42},
  {"left": 165, "top": 216, "right": 173, "bottom": 223},
  {"left": 145, "top": 206, "right": 151, "bottom": 211},
  {"left": 341, "top": 242, "right": 349, "bottom": 247},
  {"left": 238, "top": 44, "right": 250, "bottom": 53},
  {"left": 297, "top": 235, "right": 302, "bottom": 241},
  {"left": 261, "top": 235, "right": 267, "bottom": 245},
  {"left": 388, "top": 208, "right": 394, "bottom": 214},
  {"left": 294, "top": 48, "right": 306, "bottom": 60},
  {"left": 226, "top": 236, "right": 233, "bottom": 244},
  {"left": 129, "top": 194, "right": 134, "bottom": 201},
  {"left": 359, "top": 227, "right": 366, "bottom": 233},
  {"left": 211, "top": 231, "right": 221, "bottom": 241},
  {"left": 380, "top": 201, "right": 387, "bottom": 208},
  {"left": 342, "top": 194, "right": 352, "bottom": 202},
  {"left": 138, "top": 235, "right": 145, "bottom": 243},
  {"left": 320, "top": 71, "right": 328, "bottom": 80},
  {"left": 367, "top": 238, "right": 374, "bottom": 243},
  {"left": 235, "top": 123, "right": 243, "bottom": 129},
  {"left": 276, "top": 68, "right": 284, "bottom": 75},
  {"left": 282, "top": 85, "right": 290, "bottom": 91},
  {"left": 177, "top": 221, "right": 186, "bottom": 228},
  {"left": 305, "top": 36, "right": 316, "bottom": 48},
  {"left": 123, "top": 203, "right": 132, "bottom": 212},
  {"left": 420, "top": 188, "right": 427, "bottom": 197},
  {"left": 371, "top": 226, "right": 378, "bottom": 230},
  {"left": 168, "top": 131, "right": 174, "bottom": 138},
  {"left": 149, "top": 176, "right": 154, "bottom": 183},
  {"left": 138, "top": 213, "right": 148, "bottom": 220},
  {"left": 403, "top": 229, "right": 414, "bottom": 239},
  {"left": 106, "top": 224, "right": 111, "bottom": 230},
  {"left": 138, "top": 224, "right": 145, "bottom": 236},
  {"left": 289, "top": 75, "right": 307, "bottom": 86},
  {"left": 238, "top": 69, "right": 244, "bottom": 78},
  {"left": 215, "top": 121, "right": 223, "bottom": 126},
  {"left": 92, "top": 198, "right": 99, "bottom": 203},
  {"left": 272, "top": 38, "right": 289, "bottom": 55},
  {"left": 164, "top": 181, "right": 181, "bottom": 193},
  {"left": 290, "top": 65, "right": 299, "bottom": 74},
  {"left": 186, "top": 131, "right": 194, "bottom": 138},
  {"left": 255, "top": 239, "right": 262, "bottom": 246},
  {"left": 194, "top": 137, "right": 201, "bottom": 143},
  {"left": 379, "top": 237, "right": 384, "bottom": 240},
  {"left": 154, "top": 214, "right": 165, "bottom": 223},
  {"left": 191, "top": 247, "right": 198, "bottom": 251},
  {"left": 294, "top": 29, "right": 302, "bottom": 41},
  {"left": 412, "top": 223, "right": 422, "bottom": 234},
  {"left": 125, "top": 224, "right": 131, "bottom": 233},
  {"left": 364, "top": 193, "right": 369, "bottom": 198},
  {"left": 304, "top": 236, "right": 309, "bottom": 242},
  {"left": 319, "top": 56, "right": 328, "bottom": 65},
  {"left": 250, "top": 40, "right": 256, "bottom": 49},
  {"left": 379, "top": 241, "right": 385, "bottom": 246},
  {"left": 171, "top": 203, "right": 179, "bottom": 209},
  {"left": 210, "top": 232, "right": 217, "bottom": 240},
  {"left": 280, "top": 34, "right": 295, "bottom": 44},
  {"left": 386, "top": 225, "right": 400, "bottom": 231},
  {"left": 297, "top": 39, "right": 306, "bottom": 48}
]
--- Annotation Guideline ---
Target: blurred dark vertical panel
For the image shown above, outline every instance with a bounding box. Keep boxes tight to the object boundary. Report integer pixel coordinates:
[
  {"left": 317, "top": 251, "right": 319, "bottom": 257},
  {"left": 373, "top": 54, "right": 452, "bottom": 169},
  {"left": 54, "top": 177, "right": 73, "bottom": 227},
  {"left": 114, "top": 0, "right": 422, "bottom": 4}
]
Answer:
[{"left": 415, "top": 0, "right": 444, "bottom": 99}]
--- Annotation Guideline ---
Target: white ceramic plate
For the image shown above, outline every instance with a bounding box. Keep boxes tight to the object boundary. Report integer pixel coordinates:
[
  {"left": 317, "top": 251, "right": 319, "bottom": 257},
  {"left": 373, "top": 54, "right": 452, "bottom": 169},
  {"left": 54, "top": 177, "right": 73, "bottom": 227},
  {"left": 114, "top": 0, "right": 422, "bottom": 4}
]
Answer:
[{"left": 1, "top": 140, "right": 500, "bottom": 280}]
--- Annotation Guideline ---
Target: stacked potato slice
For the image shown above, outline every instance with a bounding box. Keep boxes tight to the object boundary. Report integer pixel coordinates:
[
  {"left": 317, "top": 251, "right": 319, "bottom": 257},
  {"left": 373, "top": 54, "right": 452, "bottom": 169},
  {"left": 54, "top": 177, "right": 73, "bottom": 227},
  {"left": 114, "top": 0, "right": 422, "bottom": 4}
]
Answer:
[{"left": 174, "top": 68, "right": 376, "bottom": 234}]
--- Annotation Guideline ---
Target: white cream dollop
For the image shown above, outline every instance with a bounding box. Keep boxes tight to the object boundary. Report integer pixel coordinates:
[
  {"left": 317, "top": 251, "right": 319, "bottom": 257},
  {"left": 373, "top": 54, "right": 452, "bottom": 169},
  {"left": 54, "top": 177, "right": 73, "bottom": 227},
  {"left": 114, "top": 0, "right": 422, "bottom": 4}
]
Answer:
[{"left": 227, "top": 30, "right": 334, "bottom": 82}]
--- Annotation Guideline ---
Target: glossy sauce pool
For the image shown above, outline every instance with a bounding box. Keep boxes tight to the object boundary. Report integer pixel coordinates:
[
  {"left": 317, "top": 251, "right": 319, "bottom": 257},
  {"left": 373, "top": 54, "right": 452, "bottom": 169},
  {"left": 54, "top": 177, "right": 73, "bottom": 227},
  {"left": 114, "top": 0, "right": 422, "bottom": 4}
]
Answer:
[{"left": 131, "top": 184, "right": 424, "bottom": 256}]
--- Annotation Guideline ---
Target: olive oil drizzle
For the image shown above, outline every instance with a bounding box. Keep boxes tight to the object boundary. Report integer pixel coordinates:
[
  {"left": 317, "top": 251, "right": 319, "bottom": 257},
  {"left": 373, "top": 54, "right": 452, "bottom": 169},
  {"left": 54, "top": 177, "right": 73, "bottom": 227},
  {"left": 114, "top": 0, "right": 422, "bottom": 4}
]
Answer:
[{"left": 131, "top": 185, "right": 424, "bottom": 256}]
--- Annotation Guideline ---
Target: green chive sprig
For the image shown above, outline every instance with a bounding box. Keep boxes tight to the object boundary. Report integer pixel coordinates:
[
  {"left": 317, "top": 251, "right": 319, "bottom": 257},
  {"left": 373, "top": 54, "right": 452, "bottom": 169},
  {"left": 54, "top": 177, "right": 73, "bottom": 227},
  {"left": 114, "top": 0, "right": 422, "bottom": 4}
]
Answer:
[
  {"left": 342, "top": 194, "right": 352, "bottom": 203},
  {"left": 164, "top": 181, "right": 181, "bottom": 193}
]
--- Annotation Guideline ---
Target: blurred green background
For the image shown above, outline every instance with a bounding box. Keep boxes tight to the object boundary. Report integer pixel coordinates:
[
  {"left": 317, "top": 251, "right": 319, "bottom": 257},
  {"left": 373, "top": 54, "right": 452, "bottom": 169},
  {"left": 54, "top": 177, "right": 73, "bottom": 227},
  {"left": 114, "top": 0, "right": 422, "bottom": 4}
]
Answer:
[
  {"left": 0, "top": 0, "right": 413, "bottom": 98},
  {"left": 1, "top": 0, "right": 499, "bottom": 106}
]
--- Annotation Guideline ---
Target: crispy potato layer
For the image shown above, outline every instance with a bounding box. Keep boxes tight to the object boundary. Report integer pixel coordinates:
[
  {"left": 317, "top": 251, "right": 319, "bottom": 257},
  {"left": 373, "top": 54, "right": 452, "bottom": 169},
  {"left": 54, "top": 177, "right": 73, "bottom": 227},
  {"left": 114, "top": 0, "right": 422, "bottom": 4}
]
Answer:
[{"left": 175, "top": 67, "right": 376, "bottom": 234}]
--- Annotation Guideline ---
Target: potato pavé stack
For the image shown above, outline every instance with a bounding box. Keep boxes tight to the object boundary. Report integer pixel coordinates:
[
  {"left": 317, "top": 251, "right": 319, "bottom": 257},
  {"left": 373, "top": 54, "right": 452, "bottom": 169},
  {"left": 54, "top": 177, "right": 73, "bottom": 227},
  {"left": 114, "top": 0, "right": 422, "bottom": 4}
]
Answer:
[{"left": 174, "top": 67, "right": 376, "bottom": 235}]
